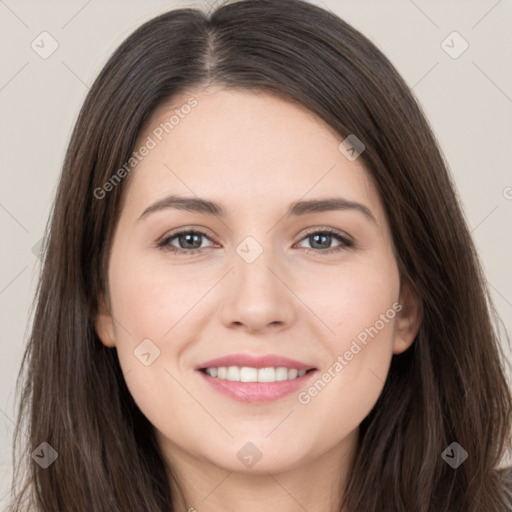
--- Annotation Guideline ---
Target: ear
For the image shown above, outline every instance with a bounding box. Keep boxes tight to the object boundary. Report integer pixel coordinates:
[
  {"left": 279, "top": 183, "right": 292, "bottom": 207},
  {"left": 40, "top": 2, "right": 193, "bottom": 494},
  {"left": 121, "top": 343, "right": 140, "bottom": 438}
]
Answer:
[
  {"left": 95, "top": 294, "right": 116, "bottom": 348},
  {"left": 393, "top": 279, "right": 422, "bottom": 355}
]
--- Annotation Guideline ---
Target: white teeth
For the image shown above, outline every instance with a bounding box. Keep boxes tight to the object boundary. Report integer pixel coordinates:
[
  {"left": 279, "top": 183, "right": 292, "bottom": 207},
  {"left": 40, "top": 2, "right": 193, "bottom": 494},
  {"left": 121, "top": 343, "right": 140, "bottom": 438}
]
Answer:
[
  {"left": 275, "top": 367, "right": 289, "bottom": 381},
  {"left": 288, "top": 369, "right": 298, "bottom": 379},
  {"left": 258, "top": 367, "right": 275, "bottom": 383},
  {"left": 240, "top": 367, "right": 258, "bottom": 382},
  {"left": 203, "top": 366, "right": 312, "bottom": 383},
  {"left": 226, "top": 366, "right": 240, "bottom": 381}
]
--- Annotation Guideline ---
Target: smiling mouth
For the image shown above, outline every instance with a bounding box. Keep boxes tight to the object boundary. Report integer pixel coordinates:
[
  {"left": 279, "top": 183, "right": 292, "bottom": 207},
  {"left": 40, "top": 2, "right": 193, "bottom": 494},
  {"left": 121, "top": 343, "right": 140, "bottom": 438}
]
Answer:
[
  {"left": 197, "top": 365, "right": 318, "bottom": 404},
  {"left": 198, "top": 366, "right": 317, "bottom": 383}
]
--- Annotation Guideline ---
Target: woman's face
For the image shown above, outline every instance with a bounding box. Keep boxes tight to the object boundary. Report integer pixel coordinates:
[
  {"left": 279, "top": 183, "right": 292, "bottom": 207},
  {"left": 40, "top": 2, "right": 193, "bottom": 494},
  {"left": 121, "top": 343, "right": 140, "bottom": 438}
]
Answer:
[{"left": 96, "top": 86, "right": 420, "bottom": 476}]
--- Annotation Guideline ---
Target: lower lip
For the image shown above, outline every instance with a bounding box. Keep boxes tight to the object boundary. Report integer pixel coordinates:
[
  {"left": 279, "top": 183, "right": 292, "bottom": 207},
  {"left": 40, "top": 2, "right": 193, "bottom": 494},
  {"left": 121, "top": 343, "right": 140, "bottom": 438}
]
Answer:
[{"left": 197, "top": 370, "right": 317, "bottom": 403}]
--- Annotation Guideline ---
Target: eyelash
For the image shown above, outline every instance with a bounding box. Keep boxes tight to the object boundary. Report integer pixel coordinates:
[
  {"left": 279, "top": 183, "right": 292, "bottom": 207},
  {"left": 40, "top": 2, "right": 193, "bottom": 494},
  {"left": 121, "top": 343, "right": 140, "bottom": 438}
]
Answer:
[{"left": 156, "top": 227, "right": 354, "bottom": 256}]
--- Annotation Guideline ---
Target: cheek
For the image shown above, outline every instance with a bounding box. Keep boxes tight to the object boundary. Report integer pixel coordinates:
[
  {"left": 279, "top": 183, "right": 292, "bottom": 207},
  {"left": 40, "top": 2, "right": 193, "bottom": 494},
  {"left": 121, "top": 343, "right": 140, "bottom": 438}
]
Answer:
[
  {"left": 309, "top": 255, "right": 400, "bottom": 347},
  {"left": 106, "top": 247, "right": 203, "bottom": 404},
  {"left": 107, "top": 253, "right": 206, "bottom": 434},
  {"left": 301, "top": 260, "right": 399, "bottom": 394},
  {"left": 108, "top": 247, "right": 203, "bottom": 341},
  {"left": 295, "top": 262, "right": 400, "bottom": 429}
]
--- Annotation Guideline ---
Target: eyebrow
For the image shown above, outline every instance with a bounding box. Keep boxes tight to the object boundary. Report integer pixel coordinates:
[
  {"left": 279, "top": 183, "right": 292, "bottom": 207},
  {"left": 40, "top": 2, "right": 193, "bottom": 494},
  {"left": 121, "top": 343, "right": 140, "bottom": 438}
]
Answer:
[{"left": 137, "top": 195, "right": 377, "bottom": 224}]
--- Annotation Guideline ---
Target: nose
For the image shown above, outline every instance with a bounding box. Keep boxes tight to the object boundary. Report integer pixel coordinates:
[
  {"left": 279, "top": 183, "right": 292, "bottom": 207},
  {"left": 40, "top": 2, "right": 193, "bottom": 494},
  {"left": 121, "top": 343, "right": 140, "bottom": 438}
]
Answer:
[{"left": 218, "top": 244, "right": 297, "bottom": 334}]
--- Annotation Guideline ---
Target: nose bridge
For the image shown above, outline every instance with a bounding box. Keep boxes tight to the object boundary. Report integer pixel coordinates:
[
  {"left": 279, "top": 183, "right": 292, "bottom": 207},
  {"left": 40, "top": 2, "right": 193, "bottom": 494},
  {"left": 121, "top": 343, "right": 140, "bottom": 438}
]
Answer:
[
  {"left": 233, "top": 232, "right": 283, "bottom": 299},
  {"left": 237, "top": 215, "right": 294, "bottom": 272},
  {"left": 218, "top": 231, "right": 295, "bottom": 331}
]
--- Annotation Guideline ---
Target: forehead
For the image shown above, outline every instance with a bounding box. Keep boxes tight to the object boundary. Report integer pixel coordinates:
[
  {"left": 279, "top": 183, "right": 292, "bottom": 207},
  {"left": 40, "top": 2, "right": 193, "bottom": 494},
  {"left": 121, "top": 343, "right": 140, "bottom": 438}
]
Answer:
[{"left": 123, "top": 86, "right": 383, "bottom": 222}]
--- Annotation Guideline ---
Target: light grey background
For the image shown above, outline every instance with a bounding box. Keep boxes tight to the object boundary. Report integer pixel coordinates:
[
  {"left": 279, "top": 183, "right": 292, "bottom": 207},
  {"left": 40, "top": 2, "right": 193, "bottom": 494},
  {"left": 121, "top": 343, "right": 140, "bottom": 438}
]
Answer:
[{"left": 1, "top": 0, "right": 511, "bottom": 505}]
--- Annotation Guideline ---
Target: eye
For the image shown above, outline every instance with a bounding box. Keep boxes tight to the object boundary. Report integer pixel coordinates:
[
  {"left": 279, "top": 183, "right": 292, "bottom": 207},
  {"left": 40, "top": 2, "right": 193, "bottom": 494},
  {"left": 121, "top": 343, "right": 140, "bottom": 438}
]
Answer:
[
  {"left": 295, "top": 228, "right": 354, "bottom": 254},
  {"left": 157, "top": 227, "right": 354, "bottom": 256},
  {"left": 157, "top": 229, "right": 216, "bottom": 255}
]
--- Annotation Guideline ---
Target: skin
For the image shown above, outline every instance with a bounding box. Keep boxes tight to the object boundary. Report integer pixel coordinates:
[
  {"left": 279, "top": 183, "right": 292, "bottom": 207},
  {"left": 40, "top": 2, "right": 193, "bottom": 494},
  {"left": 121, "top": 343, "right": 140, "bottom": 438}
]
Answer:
[{"left": 95, "top": 85, "right": 421, "bottom": 512}]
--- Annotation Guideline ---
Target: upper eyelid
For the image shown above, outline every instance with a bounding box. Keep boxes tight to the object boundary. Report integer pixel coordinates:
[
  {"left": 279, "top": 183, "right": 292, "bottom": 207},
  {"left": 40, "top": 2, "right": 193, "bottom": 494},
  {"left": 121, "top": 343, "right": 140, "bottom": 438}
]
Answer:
[
  {"left": 300, "top": 226, "right": 352, "bottom": 240},
  {"left": 162, "top": 228, "right": 218, "bottom": 244}
]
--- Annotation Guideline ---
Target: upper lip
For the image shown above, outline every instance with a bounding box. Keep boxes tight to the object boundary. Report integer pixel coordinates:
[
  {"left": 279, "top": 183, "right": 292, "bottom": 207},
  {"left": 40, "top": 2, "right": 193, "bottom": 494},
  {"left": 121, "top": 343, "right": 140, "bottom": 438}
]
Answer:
[{"left": 196, "top": 353, "right": 317, "bottom": 371}]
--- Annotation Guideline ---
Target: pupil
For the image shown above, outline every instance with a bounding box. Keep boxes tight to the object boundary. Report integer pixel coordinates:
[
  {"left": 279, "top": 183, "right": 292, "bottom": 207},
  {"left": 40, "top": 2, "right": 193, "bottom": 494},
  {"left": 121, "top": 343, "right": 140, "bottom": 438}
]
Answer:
[
  {"left": 181, "top": 233, "right": 201, "bottom": 249},
  {"left": 311, "top": 233, "right": 330, "bottom": 249}
]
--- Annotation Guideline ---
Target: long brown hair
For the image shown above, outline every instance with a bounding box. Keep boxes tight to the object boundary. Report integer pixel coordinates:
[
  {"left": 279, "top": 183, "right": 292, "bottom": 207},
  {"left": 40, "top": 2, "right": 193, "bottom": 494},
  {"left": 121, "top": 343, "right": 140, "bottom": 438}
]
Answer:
[{"left": 8, "top": 0, "right": 512, "bottom": 510}]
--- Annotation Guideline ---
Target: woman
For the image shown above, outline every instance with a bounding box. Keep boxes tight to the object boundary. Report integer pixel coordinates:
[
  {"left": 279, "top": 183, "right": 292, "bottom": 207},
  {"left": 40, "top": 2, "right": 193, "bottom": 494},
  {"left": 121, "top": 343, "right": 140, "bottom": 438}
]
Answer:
[{"left": 9, "top": 0, "right": 512, "bottom": 510}]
